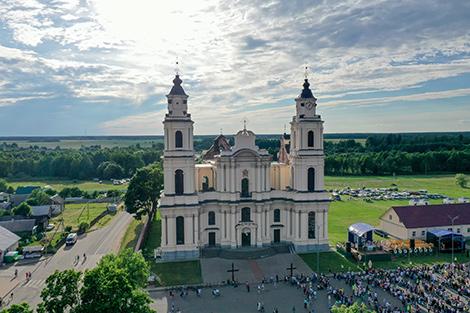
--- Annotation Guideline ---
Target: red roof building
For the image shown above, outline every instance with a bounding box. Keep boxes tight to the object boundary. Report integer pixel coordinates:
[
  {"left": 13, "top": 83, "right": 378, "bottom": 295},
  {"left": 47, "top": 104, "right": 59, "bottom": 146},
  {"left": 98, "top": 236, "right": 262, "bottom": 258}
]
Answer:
[{"left": 379, "top": 203, "right": 470, "bottom": 240}]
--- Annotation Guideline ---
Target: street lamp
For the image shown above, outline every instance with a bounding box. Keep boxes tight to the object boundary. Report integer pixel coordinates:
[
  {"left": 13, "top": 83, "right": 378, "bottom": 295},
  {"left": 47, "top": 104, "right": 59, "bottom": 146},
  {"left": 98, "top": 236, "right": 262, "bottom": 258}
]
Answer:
[{"left": 448, "top": 215, "right": 459, "bottom": 264}]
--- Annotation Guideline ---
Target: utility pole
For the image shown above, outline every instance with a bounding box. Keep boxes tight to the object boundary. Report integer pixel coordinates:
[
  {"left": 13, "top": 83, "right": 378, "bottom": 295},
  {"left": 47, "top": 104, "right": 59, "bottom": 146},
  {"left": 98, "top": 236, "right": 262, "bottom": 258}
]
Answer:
[{"left": 448, "top": 215, "right": 459, "bottom": 264}]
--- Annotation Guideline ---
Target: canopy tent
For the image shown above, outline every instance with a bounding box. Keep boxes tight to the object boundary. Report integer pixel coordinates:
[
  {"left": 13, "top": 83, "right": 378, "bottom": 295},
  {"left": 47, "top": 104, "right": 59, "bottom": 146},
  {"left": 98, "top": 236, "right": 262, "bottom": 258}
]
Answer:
[
  {"left": 348, "top": 223, "right": 375, "bottom": 246},
  {"left": 426, "top": 229, "right": 465, "bottom": 252}
]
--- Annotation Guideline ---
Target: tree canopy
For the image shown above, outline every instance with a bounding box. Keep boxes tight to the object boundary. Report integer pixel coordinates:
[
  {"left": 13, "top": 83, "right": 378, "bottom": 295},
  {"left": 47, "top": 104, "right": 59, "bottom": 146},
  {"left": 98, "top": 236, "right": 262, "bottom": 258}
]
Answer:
[
  {"left": 35, "top": 249, "right": 154, "bottom": 313},
  {"left": 125, "top": 163, "right": 163, "bottom": 217},
  {"left": 12, "top": 202, "right": 32, "bottom": 217}
]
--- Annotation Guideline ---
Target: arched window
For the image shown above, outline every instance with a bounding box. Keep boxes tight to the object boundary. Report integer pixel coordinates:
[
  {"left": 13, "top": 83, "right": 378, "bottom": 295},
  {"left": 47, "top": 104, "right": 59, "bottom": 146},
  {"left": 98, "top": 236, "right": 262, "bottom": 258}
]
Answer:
[
  {"left": 208, "top": 211, "right": 215, "bottom": 225},
  {"left": 308, "top": 167, "right": 315, "bottom": 192},
  {"left": 307, "top": 131, "right": 314, "bottom": 147},
  {"left": 175, "top": 169, "right": 184, "bottom": 195},
  {"left": 308, "top": 212, "right": 315, "bottom": 239},
  {"left": 175, "top": 130, "right": 183, "bottom": 148},
  {"left": 176, "top": 216, "right": 185, "bottom": 245},
  {"left": 274, "top": 209, "right": 281, "bottom": 223},
  {"left": 241, "top": 207, "right": 251, "bottom": 222},
  {"left": 202, "top": 176, "right": 209, "bottom": 191},
  {"left": 241, "top": 178, "right": 249, "bottom": 197}
]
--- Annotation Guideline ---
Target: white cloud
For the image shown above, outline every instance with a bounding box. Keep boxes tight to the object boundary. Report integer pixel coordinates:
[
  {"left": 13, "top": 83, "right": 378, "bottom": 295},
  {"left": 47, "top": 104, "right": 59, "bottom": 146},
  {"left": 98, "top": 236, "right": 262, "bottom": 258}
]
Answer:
[{"left": 0, "top": 0, "right": 470, "bottom": 133}]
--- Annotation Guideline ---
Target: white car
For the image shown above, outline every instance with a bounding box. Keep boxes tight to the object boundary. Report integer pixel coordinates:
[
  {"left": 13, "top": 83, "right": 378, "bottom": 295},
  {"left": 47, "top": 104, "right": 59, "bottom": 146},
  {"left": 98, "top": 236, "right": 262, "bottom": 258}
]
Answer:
[
  {"left": 46, "top": 224, "right": 55, "bottom": 231},
  {"left": 65, "top": 233, "right": 78, "bottom": 246}
]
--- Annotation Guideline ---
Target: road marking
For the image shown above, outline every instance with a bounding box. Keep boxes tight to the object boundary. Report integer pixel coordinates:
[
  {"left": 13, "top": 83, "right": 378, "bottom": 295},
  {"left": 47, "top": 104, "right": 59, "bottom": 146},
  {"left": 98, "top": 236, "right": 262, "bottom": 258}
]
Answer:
[{"left": 24, "top": 279, "right": 46, "bottom": 289}]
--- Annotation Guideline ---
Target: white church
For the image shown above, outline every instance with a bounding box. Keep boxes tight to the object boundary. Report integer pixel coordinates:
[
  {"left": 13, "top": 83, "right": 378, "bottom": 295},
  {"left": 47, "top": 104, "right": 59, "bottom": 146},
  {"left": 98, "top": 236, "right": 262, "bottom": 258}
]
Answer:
[{"left": 159, "top": 73, "right": 330, "bottom": 260}]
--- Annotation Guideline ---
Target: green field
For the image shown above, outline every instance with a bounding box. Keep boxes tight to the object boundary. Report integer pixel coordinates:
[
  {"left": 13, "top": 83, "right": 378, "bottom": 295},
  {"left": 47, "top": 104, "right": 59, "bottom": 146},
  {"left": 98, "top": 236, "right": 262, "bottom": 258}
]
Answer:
[
  {"left": 325, "top": 174, "right": 469, "bottom": 198},
  {"left": 120, "top": 217, "right": 145, "bottom": 252},
  {"left": 6, "top": 179, "right": 128, "bottom": 192},
  {"left": 325, "top": 174, "right": 469, "bottom": 244},
  {"left": 1, "top": 138, "right": 163, "bottom": 149},
  {"left": 51, "top": 203, "right": 110, "bottom": 231}
]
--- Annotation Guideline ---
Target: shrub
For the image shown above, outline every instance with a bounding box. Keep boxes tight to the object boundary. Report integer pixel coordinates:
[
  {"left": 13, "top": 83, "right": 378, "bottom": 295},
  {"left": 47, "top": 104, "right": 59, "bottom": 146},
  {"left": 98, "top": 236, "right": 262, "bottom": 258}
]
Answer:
[
  {"left": 64, "top": 225, "right": 73, "bottom": 233},
  {"left": 78, "top": 222, "right": 89, "bottom": 233}
]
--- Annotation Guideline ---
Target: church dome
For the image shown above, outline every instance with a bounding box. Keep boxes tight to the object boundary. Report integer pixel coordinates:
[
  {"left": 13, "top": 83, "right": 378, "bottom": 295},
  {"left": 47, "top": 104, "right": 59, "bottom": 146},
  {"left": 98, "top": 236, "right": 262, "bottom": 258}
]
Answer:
[
  {"left": 168, "top": 74, "right": 187, "bottom": 96},
  {"left": 300, "top": 79, "right": 314, "bottom": 99}
]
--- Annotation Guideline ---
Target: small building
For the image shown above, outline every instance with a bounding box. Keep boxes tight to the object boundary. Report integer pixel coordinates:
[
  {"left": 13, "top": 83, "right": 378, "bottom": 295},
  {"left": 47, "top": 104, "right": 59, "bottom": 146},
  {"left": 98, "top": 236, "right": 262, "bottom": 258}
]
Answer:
[
  {"left": 0, "top": 192, "right": 10, "bottom": 202},
  {"left": 379, "top": 203, "right": 470, "bottom": 240},
  {"left": 0, "top": 225, "right": 21, "bottom": 262},
  {"left": 10, "top": 186, "right": 40, "bottom": 207}
]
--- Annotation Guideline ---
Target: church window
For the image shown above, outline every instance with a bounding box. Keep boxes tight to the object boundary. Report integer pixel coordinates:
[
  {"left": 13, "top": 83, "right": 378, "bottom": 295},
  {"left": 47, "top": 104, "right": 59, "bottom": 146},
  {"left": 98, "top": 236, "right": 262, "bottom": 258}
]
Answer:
[
  {"left": 168, "top": 99, "right": 172, "bottom": 104},
  {"left": 208, "top": 211, "right": 215, "bottom": 225},
  {"left": 183, "top": 100, "right": 187, "bottom": 104},
  {"left": 308, "top": 212, "right": 315, "bottom": 239},
  {"left": 175, "top": 169, "right": 184, "bottom": 195},
  {"left": 202, "top": 176, "right": 209, "bottom": 191},
  {"left": 175, "top": 130, "right": 183, "bottom": 148},
  {"left": 274, "top": 209, "right": 281, "bottom": 223},
  {"left": 176, "top": 216, "right": 185, "bottom": 245},
  {"left": 241, "top": 178, "right": 249, "bottom": 197},
  {"left": 241, "top": 207, "right": 251, "bottom": 222},
  {"left": 299, "top": 114, "right": 305, "bottom": 118},
  {"left": 300, "top": 103, "right": 304, "bottom": 107},
  {"left": 307, "top": 131, "right": 314, "bottom": 147},
  {"left": 308, "top": 167, "right": 315, "bottom": 191}
]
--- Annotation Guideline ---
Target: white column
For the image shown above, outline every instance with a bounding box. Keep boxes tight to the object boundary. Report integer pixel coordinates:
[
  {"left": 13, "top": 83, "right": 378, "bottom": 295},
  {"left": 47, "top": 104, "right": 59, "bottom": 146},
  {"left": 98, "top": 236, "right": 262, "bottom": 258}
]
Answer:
[
  {"left": 194, "top": 214, "right": 199, "bottom": 245},
  {"left": 167, "top": 217, "right": 175, "bottom": 246},
  {"left": 301, "top": 211, "right": 308, "bottom": 240},
  {"left": 231, "top": 163, "right": 236, "bottom": 193},
  {"left": 257, "top": 163, "right": 261, "bottom": 192},
  {"left": 162, "top": 215, "right": 167, "bottom": 247},
  {"left": 256, "top": 208, "right": 262, "bottom": 247},
  {"left": 266, "top": 165, "right": 270, "bottom": 190},
  {"left": 230, "top": 207, "right": 236, "bottom": 247},
  {"left": 221, "top": 164, "right": 225, "bottom": 192}
]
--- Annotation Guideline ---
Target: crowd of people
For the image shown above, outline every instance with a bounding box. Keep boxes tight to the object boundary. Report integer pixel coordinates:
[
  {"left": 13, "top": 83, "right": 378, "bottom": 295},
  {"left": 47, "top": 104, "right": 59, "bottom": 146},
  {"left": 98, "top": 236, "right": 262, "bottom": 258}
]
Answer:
[
  {"left": 333, "top": 263, "right": 470, "bottom": 313},
  {"left": 165, "top": 262, "right": 469, "bottom": 313}
]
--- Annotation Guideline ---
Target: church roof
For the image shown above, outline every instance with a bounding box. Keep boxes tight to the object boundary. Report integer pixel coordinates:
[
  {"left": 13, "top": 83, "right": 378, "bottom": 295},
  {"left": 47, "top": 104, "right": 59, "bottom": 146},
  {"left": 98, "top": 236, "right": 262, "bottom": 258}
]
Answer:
[
  {"left": 168, "top": 75, "right": 187, "bottom": 96},
  {"left": 300, "top": 79, "right": 315, "bottom": 99},
  {"left": 202, "top": 135, "right": 231, "bottom": 160}
]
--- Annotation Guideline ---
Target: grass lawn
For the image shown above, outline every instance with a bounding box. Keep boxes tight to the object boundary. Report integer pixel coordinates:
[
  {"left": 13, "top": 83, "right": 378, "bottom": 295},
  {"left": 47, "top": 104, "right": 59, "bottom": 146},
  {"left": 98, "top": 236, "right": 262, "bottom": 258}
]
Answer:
[
  {"left": 300, "top": 251, "right": 360, "bottom": 273},
  {"left": 325, "top": 174, "right": 469, "bottom": 198},
  {"left": 142, "top": 211, "right": 161, "bottom": 257},
  {"left": 300, "top": 251, "right": 470, "bottom": 273},
  {"left": 6, "top": 179, "right": 128, "bottom": 192},
  {"left": 51, "top": 203, "right": 109, "bottom": 231},
  {"left": 150, "top": 261, "right": 202, "bottom": 286},
  {"left": 120, "top": 217, "right": 145, "bottom": 251}
]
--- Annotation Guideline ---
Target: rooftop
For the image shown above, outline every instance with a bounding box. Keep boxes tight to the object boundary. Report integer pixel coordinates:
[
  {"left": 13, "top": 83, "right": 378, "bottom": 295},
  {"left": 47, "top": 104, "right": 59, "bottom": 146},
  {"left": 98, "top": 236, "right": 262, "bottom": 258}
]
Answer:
[{"left": 390, "top": 203, "right": 470, "bottom": 228}]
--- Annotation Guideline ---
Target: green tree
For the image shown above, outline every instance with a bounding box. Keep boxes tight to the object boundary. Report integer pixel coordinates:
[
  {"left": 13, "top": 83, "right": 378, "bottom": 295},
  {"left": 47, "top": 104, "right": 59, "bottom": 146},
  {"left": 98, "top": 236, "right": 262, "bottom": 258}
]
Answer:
[
  {"left": 0, "top": 178, "right": 7, "bottom": 192},
  {"left": 78, "top": 249, "right": 153, "bottom": 313},
  {"left": 0, "top": 303, "right": 33, "bottom": 313},
  {"left": 455, "top": 173, "right": 468, "bottom": 188},
  {"left": 38, "top": 270, "right": 82, "bottom": 313},
  {"left": 125, "top": 164, "right": 163, "bottom": 217},
  {"left": 26, "top": 189, "right": 51, "bottom": 206},
  {"left": 331, "top": 303, "right": 374, "bottom": 313},
  {"left": 12, "top": 202, "right": 32, "bottom": 216}
]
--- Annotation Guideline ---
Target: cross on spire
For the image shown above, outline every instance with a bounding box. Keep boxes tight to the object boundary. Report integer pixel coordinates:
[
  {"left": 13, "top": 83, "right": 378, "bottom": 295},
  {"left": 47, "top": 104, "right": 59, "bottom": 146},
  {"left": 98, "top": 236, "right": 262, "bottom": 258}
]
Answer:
[
  {"left": 175, "top": 57, "right": 180, "bottom": 75},
  {"left": 243, "top": 118, "right": 247, "bottom": 131},
  {"left": 304, "top": 66, "right": 308, "bottom": 79}
]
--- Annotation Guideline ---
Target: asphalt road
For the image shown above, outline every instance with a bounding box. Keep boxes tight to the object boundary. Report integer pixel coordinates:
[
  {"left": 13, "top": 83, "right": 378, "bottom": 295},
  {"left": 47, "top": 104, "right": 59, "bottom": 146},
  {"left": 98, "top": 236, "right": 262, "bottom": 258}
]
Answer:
[{"left": 8, "top": 211, "right": 132, "bottom": 308}]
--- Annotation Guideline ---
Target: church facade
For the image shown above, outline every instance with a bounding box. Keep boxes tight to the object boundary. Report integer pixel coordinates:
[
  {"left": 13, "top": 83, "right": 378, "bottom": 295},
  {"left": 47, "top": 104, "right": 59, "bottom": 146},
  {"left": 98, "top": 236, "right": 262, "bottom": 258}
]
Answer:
[{"left": 159, "top": 74, "right": 330, "bottom": 260}]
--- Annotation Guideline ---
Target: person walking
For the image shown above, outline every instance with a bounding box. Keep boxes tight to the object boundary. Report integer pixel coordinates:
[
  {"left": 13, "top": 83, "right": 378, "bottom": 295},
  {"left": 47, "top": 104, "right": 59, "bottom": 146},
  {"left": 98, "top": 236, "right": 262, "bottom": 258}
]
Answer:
[{"left": 246, "top": 281, "right": 250, "bottom": 292}]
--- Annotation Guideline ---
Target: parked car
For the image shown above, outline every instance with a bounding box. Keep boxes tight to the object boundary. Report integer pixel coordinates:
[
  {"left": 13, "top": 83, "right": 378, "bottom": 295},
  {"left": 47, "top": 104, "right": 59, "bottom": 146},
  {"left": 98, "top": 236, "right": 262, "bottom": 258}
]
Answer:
[
  {"left": 65, "top": 233, "right": 78, "bottom": 246},
  {"left": 46, "top": 223, "right": 55, "bottom": 231}
]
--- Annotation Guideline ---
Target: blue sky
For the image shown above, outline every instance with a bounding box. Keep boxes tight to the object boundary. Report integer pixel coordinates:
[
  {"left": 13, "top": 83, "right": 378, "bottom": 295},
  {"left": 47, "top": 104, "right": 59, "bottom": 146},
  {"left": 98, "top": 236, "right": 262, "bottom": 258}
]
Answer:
[{"left": 0, "top": 0, "right": 469, "bottom": 136}]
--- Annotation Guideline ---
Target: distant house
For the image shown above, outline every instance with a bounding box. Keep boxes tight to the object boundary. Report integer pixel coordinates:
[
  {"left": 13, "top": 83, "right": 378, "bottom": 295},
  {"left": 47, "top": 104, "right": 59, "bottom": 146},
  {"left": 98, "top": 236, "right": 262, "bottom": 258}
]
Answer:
[
  {"left": 0, "top": 192, "right": 10, "bottom": 202},
  {"left": 380, "top": 203, "right": 470, "bottom": 240},
  {"left": 10, "top": 186, "right": 41, "bottom": 207},
  {"left": 0, "top": 225, "right": 21, "bottom": 262},
  {"left": 0, "top": 216, "right": 36, "bottom": 233}
]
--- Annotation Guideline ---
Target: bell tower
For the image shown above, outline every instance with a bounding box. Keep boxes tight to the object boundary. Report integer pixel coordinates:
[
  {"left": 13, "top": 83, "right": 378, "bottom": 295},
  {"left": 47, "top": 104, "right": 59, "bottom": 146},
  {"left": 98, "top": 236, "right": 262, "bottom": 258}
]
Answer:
[
  {"left": 290, "top": 70, "right": 325, "bottom": 192},
  {"left": 162, "top": 74, "right": 196, "bottom": 196}
]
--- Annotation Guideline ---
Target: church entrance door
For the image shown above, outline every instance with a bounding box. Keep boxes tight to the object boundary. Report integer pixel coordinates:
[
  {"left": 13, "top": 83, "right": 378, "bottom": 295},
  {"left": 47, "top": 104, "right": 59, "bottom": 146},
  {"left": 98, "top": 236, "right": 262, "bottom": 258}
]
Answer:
[
  {"left": 208, "top": 232, "right": 216, "bottom": 247},
  {"left": 241, "top": 232, "right": 251, "bottom": 247},
  {"left": 273, "top": 229, "right": 280, "bottom": 243}
]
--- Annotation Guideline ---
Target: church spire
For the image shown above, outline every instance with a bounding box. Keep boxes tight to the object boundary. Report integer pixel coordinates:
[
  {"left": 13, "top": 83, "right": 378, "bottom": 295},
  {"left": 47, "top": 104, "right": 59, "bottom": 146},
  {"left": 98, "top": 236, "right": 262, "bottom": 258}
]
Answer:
[
  {"left": 168, "top": 60, "right": 187, "bottom": 96},
  {"left": 300, "top": 66, "right": 315, "bottom": 99}
]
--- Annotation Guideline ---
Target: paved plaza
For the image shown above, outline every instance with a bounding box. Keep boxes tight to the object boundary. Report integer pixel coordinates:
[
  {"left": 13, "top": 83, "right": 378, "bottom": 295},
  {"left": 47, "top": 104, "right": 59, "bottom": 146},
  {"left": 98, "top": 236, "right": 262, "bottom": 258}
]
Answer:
[
  {"left": 200, "top": 253, "right": 313, "bottom": 284},
  {"left": 150, "top": 276, "right": 403, "bottom": 313}
]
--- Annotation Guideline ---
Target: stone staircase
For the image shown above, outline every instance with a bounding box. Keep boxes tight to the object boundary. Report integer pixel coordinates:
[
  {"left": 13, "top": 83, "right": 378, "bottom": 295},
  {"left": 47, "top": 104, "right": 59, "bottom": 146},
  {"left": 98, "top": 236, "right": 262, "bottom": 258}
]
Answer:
[{"left": 201, "top": 243, "right": 293, "bottom": 259}]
